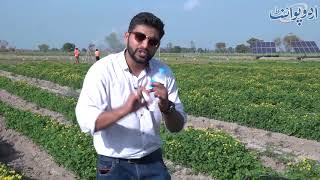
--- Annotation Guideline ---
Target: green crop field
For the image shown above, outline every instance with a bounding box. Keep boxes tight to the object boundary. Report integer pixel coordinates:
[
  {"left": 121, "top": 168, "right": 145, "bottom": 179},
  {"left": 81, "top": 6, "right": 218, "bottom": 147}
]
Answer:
[{"left": 0, "top": 54, "right": 320, "bottom": 179}]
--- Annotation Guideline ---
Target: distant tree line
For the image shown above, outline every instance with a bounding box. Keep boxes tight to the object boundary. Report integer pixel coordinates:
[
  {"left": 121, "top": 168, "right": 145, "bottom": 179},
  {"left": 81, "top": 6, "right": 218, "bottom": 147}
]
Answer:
[
  {"left": 0, "top": 40, "right": 15, "bottom": 52},
  {"left": 37, "top": 32, "right": 126, "bottom": 53},
  {"left": 212, "top": 34, "right": 301, "bottom": 53},
  {"left": 155, "top": 34, "right": 302, "bottom": 54},
  {"left": 1, "top": 33, "right": 303, "bottom": 54}
]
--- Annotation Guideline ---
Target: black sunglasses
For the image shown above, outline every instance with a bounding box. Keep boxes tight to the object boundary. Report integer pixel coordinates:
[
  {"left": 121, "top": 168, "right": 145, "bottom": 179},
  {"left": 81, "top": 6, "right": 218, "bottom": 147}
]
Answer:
[{"left": 129, "top": 31, "right": 160, "bottom": 47}]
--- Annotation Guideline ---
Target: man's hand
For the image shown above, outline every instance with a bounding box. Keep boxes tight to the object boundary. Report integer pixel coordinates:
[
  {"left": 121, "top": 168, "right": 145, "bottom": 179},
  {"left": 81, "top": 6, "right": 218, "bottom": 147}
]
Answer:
[
  {"left": 151, "top": 82, "right": 184, "bottom": 132},
  {"left": 95, "top": 86, "right": 149, "bottom": 132},
  {"left": 151, "top": 82, "right": 169, "bottom": 113},
  {"left": 123, "top": 87, "right": 149, "bottom": 114}
]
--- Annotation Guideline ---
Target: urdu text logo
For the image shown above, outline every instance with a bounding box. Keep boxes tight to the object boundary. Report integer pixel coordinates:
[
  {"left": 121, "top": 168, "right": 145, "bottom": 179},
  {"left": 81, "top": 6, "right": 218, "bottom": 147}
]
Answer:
[{"left": 269, "top": 3, "right": 318, "bottom": 26}]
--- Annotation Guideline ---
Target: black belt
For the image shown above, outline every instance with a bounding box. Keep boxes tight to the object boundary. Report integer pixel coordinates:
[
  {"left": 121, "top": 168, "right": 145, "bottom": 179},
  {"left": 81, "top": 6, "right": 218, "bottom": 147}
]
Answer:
[{"left": 101, "top": 149, "right": 163, "bottom": 164}]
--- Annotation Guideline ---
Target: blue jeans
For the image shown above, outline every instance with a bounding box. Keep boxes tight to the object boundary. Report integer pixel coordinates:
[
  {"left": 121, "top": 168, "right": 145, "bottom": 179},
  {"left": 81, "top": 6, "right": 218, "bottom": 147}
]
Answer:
[{"left": 96, "top": 149, "right": 171, "bottom": 180}]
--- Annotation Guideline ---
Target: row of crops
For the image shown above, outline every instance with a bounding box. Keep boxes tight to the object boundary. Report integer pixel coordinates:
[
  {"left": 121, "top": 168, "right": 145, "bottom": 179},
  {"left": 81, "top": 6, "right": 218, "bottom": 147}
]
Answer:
[
  {"left": 176, "top": 61, "right": 320, "bottom": 141},
  {"left": 0, "top": 61, "right": 320, "bottom": 179},
  {"left": 1, "top": 61, "right": 319, "bottom": 141}
]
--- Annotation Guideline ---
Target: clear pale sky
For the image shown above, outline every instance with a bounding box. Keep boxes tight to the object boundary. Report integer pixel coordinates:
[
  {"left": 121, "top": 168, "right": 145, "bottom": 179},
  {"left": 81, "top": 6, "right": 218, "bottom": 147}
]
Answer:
[{"left": 1, "top": 0, "right": 319, "bottom": 50}]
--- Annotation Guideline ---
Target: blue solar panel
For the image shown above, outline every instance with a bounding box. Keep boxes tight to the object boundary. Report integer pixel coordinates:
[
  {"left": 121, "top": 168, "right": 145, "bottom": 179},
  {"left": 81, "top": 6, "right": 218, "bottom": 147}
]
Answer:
[
  {"left": 310, "top": 47, "right": 319, "bottom": 53},
  {"left": 305, "top": 48, "right": 311, "bottom": 53},
  {"left": 290, "top": 41, "right": 320, "bottom": 53},
  {"left": 297, "top": 42, "right": 303, "bottom": 48},
  {"left": 250, "top": 41, "right": 277, "bottom": 54},
  {"left": 299, "top": 47, "right": 304, "bottom": 52},
  {"left": 251, "top": 48, "right": 257, "bottom": 53},
  {"left": 293, "top": 47, "right": 300, "bottom": 53},
  {"left": 257, "top": 43, "right": 262, "bottom": 47},
  {"left": 306, "top": 41, "right": 312, "bottom": 47},
  {"left": 267, "top": 42, "right": 272, "bottom": 47}
]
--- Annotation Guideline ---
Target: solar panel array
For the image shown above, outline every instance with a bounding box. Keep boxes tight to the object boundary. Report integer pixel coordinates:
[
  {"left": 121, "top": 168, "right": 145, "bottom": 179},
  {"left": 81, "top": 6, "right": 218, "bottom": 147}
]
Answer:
[
  {"left": 290, "top": 41, "right": 320, "bottom": 53},
  {"left": 250, "top": 42, "right": 277, "bottom": 54}
]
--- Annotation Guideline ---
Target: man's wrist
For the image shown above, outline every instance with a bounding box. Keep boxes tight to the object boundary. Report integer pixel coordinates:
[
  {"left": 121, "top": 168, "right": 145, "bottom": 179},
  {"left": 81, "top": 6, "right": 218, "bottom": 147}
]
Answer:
[{"left": 161, "top": 101, "right": 175, "bottom": 114}]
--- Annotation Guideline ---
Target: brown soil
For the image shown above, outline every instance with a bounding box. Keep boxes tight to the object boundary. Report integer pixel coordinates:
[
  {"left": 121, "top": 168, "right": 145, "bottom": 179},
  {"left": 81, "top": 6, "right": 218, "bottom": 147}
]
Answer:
[
  {"left": 0, "top": 117, "right": 77, "bottom": 180},
  {"left": 0, "top": 70, "right": 79, "bottom": 97}
]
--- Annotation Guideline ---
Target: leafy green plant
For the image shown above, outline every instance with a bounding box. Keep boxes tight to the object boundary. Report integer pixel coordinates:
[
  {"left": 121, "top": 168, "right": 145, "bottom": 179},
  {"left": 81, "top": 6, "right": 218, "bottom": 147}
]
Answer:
[
  {"left": 0, "top": 76, "right": 77, "bottom": 123},
  {"left": 0, "top": 101, "right": 96, "bottom": 179},
  {"left": 0, "top": 163, "right": 23, "bottom": 180},
  {"left": 172, "top": 62, "right": 320, "bottom": 141},
  {"left": 285, "top": 158, "right": 320, "bottom": 179}
]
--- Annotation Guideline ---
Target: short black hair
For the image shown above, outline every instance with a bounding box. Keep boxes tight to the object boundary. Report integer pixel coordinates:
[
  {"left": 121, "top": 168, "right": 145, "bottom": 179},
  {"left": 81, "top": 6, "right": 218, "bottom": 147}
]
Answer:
[{"left": 128, "top": 12, "right": 165, "bottom": 39}]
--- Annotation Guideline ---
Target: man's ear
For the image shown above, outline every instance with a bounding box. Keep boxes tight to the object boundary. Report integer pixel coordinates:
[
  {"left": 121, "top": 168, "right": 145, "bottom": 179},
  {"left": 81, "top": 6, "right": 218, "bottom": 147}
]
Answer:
[{"left": 124, "top": 32, "right": 129, "bottom": 45}]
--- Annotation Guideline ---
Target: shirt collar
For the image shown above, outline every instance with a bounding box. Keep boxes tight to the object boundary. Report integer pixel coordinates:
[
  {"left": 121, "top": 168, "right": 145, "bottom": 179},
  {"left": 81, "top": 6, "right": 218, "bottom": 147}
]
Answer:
[{"left": 119, "top": 50, "right": 130, "bottom": 71}]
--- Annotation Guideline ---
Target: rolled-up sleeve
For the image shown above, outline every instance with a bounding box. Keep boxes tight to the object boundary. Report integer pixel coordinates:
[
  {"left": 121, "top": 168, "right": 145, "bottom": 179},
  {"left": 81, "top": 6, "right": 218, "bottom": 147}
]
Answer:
[
  {"left": 166, "top": 68, "right": 187, "bottom": 125},
  {"left": 75, "top": 64, "right": 109, "bottom": 136}
]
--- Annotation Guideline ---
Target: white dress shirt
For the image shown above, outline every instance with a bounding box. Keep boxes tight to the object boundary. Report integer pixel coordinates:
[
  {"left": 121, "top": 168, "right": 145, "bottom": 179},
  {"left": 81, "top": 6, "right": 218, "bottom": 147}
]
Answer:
[{"left": 75, "top": 50, "right": 186, "bottom": 159}]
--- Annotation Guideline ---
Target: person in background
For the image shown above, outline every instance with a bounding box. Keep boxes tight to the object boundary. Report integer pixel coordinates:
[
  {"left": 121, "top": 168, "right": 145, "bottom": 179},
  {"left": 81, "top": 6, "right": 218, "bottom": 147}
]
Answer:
[
  {"left": 95, "top": 48, "right": 100, "bottom": 61},
  {"left": 74, "top": 48, "right": 80, "bottom": 64},
  {"left": 76, "top": 12, "right": 186, "bottom": 180}
]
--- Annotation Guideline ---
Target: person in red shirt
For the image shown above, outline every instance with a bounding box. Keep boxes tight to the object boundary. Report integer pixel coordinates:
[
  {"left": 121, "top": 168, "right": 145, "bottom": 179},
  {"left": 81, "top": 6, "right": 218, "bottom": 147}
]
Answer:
[
  {"left": 74, "top": 48, "right": 80, "bottom": 64},
  {"left": 95, "top": 49, "right": 100, "bottom": 61}
]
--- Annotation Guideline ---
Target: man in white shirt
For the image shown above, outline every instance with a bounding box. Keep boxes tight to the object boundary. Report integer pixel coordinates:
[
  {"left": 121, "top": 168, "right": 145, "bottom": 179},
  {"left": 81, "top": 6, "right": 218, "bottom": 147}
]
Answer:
[{"left": 76, "top": 12, "right": 186, "bottom": 180}]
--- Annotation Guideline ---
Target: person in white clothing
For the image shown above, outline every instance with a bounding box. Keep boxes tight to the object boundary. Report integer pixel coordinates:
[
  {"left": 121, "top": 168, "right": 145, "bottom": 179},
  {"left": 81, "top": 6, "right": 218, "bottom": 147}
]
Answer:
[{"left": 75, "top": 12, "right": 186, "bottom": 180}]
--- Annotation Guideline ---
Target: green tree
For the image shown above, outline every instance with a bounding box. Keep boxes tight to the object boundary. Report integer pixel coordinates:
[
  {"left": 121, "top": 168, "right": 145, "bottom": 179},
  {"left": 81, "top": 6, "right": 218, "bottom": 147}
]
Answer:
[
  {"left": 227, "top": 47, "right": 235, "bottom": 53},
  {"left": 247, "top": 37, "right": 263, "bottom": 46},
  {"left": 0, "top": 40, "right": 9, "bottom": 51},
  {"left": 172, "top": 46, "right": 182, "bottom": 53},
  {"left": 38, "top": 44, "right": 49, "bottom": 52},
  {"left": 105, "top": 32, "right": 125, "bottom": 52},
  {"left": 235, "top": 44, "right": 250, "bottom": 53},
  {"left": 166, "top": 42, "right": 173, "bottom": 52},
  {"left": 190, "top": 41, "right": 196, "bottom": 53},
  {"left": 283, "top": 34, "right": 301, "bottom": 52},
  {"left": 88, "top": 43, "right": 95, "bottom": 52},
  {"left": 50, "top": 48, "right": 59, "bottom": 51},
  {"left": 215, "top": 42, "right": 226, "bottom": 53},
  {"left": 274, "top": 37, "right": 282, "bottom": 52},
  {"left": 197, "top": 48, "right": 204, "bottom": 53},
  {"left": 62, "top": 42, "right": 75, "bottom": 52}
]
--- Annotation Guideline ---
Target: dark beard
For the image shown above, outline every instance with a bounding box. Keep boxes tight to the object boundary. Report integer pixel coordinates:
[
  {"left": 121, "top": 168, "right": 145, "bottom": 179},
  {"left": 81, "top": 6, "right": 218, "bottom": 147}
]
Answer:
[{"left": 127, "top": 41, "right": 154, "bottom": 65}]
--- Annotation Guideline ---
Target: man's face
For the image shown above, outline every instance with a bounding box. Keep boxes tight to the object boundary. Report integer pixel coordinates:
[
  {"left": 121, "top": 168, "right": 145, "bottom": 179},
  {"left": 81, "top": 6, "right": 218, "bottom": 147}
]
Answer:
[{"left": 125, "top": 25, "right": 160, "bottom": 65}]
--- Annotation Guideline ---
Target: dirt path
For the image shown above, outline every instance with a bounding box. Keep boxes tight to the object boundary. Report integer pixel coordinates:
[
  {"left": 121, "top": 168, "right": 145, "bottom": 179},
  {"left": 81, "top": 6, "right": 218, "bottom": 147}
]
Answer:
[
  {"left": 0, "top": 89, "right": 71, "bottom": 125},
  {"left": 185, "top": 116, "right": 320, "bottom": 172},
  {"left": 186, "top": 116, "right": 320, "bottom": 162},
  {"left": 0, "top": 70, "right": 80, "bottom": 97},
  {"left": 0, "top": 117, "right": 77, "bottom": 180}
]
